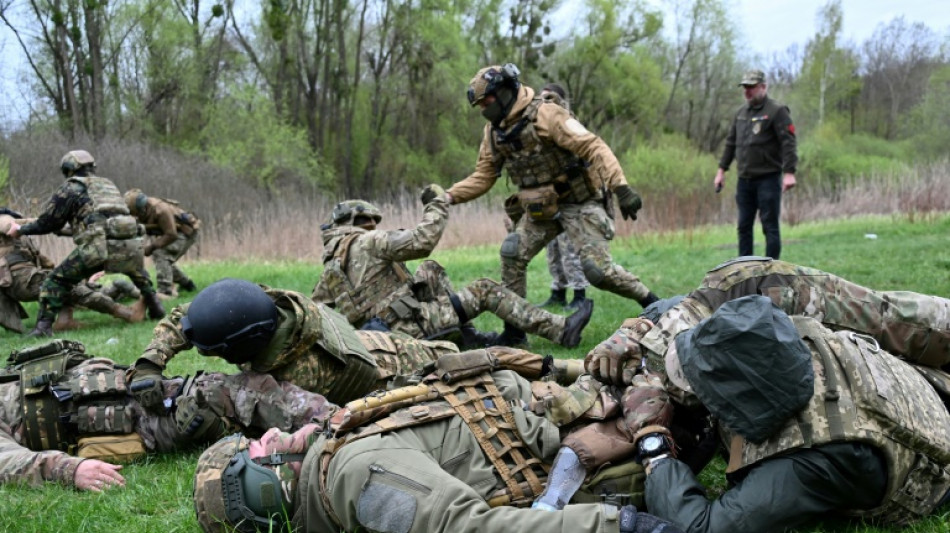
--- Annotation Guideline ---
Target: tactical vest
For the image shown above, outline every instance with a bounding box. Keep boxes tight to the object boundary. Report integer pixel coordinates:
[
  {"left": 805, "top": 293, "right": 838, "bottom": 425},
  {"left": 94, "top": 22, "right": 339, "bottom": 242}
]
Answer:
[
  {"left": 722, "top": 316, "right": 950, "bottom": 525},
  {"left": 490, "top": 98, "right": 594, "bottom": 204},
  {"left": 3, "top": 340, "right": 136, "bottom": 452},
  {"left": 320, "top": 230, "right": 419, "bottom": 329},
  {"left": 68, "top": 176, "right": 139, "bottom": 241},
  {"left": 153, "top": 197, "right": 201, "bottom": 233},
  {"left": 315, "top": 371, "right": 550, "bottom": 527}
]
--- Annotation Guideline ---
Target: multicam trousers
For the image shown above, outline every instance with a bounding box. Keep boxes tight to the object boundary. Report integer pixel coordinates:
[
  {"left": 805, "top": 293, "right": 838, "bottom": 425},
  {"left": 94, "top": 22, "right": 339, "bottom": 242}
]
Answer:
[
  {"left": 546, "top": 233, "right": 588, "bottom": 291},
  {"left": 151, "top": 231, "right": 197, "bottom": 295}
]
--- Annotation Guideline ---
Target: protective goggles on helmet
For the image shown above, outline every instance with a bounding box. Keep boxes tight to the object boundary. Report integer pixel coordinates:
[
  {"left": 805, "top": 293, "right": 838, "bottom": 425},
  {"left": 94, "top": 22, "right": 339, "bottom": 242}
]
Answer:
[
  {"left": 221, "top": 449, "right": 305, "bottom": 533},
  {"left": 181, "top": 316, "right": 277, "bottom": 354}
]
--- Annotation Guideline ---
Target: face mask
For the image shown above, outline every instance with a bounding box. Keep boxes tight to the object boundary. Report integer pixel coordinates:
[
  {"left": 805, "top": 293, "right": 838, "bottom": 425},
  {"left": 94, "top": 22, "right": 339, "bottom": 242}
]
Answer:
[{"left": 481, "top": 86, "right": 516, "bottom": 126}]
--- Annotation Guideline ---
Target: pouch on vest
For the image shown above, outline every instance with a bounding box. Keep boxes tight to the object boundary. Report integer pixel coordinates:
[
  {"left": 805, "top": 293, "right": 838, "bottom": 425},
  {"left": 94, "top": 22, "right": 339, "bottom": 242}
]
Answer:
[
  {"left": 105, "top": 215, "right": 140, "bottom": 239},
  {"left": 573, "top": 459, "right": 646, "bottom": 509},
  {"left": 75, "top": 433, "right": 147, "bottom": 463},
  {"left": 72, "top": 403, "right": 135, "bottom": 434},
  {"left": 434, "top": 349, "right": 498, "bottom": 383},
  {"left": 18, "top": 345, "right": 91, "bottom": 451},
  {"left": 518, "top": 184, "right": 559, "bottom": 221},
  {"left": 9, "top": 339, "right": 86, "bottom": 365},
  {"left": 504, "top": 193, "right": 523, "bottom": 226},
  {"left": 885, "top": 453, "right": 950, "bottom": 523}
]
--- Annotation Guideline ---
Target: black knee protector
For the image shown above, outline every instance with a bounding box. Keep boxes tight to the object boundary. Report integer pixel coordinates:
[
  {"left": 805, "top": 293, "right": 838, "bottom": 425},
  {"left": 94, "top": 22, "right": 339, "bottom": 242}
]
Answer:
[{"left": 500, "top": 233, "right": 521, "bottom": 259}]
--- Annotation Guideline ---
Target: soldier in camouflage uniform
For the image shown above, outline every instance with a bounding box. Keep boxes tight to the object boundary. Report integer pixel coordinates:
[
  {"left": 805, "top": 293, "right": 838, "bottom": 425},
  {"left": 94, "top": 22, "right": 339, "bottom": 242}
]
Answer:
[
  {"left": 0, "top": 213, "right": 143, "bottom": 333},
  {"left": 0, "top": 339, "right": 335, "bottom": 490},
  {"left": 313, "top": 187, "right": 594, "bottom": 348},
  {"left": 446, "top": 64, "right": 659, "bottom": 342},
  {"left": 129, "top": 278, "right": 466, "bottom": 414},
  {"left": 124, "top": 188, "right": 199, "bottom": 297},
  {"left": 6, "top": 150, "right": 165, "bottom": 337},
  {"left": 192, "top": 366, "right": 684, "bottom": 533}
]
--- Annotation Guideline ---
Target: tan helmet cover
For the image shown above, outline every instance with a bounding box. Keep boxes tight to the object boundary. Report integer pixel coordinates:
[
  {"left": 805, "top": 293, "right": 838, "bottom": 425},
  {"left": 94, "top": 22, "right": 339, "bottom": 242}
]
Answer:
[
  {"left": 193, "top": 434, "right": 250, "bottom": 533},
  {"left": 124, "top": 188, "right": 147, "bottom": 214},
  {"left": 468, "top": 65, "right": 502, "bottom": 107}
]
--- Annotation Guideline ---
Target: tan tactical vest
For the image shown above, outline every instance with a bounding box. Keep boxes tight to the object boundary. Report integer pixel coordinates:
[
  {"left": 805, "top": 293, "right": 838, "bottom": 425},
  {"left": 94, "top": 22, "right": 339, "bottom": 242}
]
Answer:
[
  {"left": 68, "top": 176, "right": 139, "bottom": 242},
  {"left": 490, "top": 98, "right": 593, "bottom": 203},
  {"left": 722, "top": 316, "right": 950, "bottom": 525},
  {"left": 320, "top": 230, "right": 418, "bottom": 329},
  {"left": 2, "top": 340, "right": 137, "bottom": 452},
  {"left": 315, "top": 371, "right": 549, "bottom": 527}
]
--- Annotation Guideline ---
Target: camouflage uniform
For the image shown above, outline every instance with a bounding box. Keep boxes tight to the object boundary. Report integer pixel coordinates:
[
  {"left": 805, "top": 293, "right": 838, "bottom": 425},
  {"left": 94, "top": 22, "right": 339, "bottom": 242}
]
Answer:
[
  {"left": 449, "top": 84, "right": 654, "bottom": 304},
  {"left": 547, "top": 232, "right": 588, "bottom": 292},
  {"left": 0, "top": 341, "right": 336, "bottom": 488},
  {"left": 126, "top": 190, "right": 199, "bottom": 296},
  {"left": 0, "top": 215, "right": 139, "bottom": 332},
  {"left": 645, "top": 315, "right": 950, "bottom": 531},
  {"left": 314, "top": 196, "right": 575, "bottom": 345},
  {"left": 639, "top": 257, "right": 950, "bottom": 369},
  {"left": 136, "top": 287, "right": 458, "bottom": 405},
  {"left": 292, "top": 370, "right": 650, "bottom": 533},
  {"left": 17, "top": 175, "right": 157, "bottom": 322}
]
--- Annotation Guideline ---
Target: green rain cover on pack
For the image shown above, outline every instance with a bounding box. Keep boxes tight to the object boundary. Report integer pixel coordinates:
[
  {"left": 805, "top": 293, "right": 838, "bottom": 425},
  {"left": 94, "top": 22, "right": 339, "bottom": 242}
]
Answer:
[{"left": 675, "top": 295, "right": 814, "bottom": 443}]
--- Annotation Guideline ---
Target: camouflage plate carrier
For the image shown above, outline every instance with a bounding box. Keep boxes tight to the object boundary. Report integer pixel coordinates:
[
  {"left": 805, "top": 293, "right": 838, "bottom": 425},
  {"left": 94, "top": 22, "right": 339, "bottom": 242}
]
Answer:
[
  {"left": 723, "top": 316, "right": 950, "bottom": 525},
  {"left": 69, "top": 176, "right": 144, "bottom": 273},
  {"left": 3, "top": 340, "right": 138, "bottom": 453},
  {"left": 490, "top": 98, "right": 595, "bottom": 204}
]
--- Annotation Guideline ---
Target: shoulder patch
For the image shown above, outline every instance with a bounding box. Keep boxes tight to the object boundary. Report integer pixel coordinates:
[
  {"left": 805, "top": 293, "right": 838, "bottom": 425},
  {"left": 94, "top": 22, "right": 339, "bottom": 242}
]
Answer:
[{"left": 564, "top": 118, "right": 589, "bottom": 136}]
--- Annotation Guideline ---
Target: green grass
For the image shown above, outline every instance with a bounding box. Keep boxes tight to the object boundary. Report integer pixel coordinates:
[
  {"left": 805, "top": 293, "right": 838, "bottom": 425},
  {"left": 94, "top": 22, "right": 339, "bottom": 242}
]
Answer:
[{"left": 2, "top": 213, "right": 950, "bottom": 532}]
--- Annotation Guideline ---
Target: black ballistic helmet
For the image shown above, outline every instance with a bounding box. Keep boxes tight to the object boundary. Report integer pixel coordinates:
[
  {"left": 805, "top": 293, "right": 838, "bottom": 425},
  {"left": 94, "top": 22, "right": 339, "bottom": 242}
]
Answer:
[{"left": 181, "top": 279, "right": 279, "bottom": 365}]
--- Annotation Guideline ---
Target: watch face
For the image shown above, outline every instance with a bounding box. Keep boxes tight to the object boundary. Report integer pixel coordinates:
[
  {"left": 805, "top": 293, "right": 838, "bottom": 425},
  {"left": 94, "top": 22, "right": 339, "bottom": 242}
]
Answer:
[{"left": 641, "top": 435, "right": 663, "bottom": 453}]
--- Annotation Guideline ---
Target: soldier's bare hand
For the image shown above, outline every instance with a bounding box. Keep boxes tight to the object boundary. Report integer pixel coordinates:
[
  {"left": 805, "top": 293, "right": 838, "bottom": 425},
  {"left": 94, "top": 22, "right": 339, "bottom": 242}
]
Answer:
[
  {"left": 6, "top": 222, "right": 20, "bottom": 238},
  {"left": 74, "top": 460, "right": 125, "bottom": 492}
]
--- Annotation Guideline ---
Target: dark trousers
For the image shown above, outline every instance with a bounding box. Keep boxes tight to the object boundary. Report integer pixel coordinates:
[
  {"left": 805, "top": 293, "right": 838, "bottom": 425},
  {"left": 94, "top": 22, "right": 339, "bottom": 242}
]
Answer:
[{"left": 736, "top": 173, "right": 782, "bottom": 259}]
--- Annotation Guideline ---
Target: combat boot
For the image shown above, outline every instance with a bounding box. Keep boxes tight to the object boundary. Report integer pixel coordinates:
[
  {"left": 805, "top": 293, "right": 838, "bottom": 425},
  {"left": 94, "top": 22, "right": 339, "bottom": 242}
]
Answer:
[
  {"left": 143, "top": 292, "right": 167, "bottom": 319},
  {"left": 113, "top": 303, "right": 145, "bottom": 323},
  {"left": 566, "top": 289, "right": 588, "bottom": 310},
  {"left": 540, "top": 289, "right": 567, "bottom": 308},
  {"left": 53, "top": 307, "right": 82, "bottom": 331},
  {"left": 459, "top": 322, "right": 499, "bottom": 348},
  {"left": 638, "top": 292, "right": 660, "bottom": 309},
  {"left": 559, "top": 298, "right": 594, "bottom": 348},
  {"left": 495, "top": 322, "right": 529, "bottom": 348},
  {"left": 26, "top": 318, "right": 54, "bottom": 338},
  {"left": 179, "top": 279, "right": 197, "bottom": 293}
]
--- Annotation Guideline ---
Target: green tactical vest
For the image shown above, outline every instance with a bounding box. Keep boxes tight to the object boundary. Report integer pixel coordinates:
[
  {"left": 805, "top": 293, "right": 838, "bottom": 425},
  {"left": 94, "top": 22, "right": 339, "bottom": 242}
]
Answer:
[
  {"left": 7, "top": 340, "right": 136, "bottom": 452},
  {"left": 490, "top": 98, "right": 593, "bottom": 203},
  {"left": 722, "top": 316, "right": 950, "bottom": 525},
  {"left": 68, "top": 176, "right": 139, "bottom": 243},
  {"left": 320, "top": 229, "right": 417, "bottom": 328}
]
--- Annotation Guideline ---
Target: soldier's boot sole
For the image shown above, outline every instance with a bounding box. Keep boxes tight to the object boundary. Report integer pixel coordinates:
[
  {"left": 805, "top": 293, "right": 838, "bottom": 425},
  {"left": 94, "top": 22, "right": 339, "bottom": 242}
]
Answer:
[{"left": 559, "top": 299, "right": 594, "bottom": 348}]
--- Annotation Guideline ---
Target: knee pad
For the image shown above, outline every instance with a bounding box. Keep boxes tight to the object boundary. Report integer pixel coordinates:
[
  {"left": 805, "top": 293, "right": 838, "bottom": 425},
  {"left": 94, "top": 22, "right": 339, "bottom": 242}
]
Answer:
[
  {"left": 500, "top": 233, "right": 521, "bottom": 260},
  {"left": 581, "top": 257, "right": 606, "bottom": 286}
]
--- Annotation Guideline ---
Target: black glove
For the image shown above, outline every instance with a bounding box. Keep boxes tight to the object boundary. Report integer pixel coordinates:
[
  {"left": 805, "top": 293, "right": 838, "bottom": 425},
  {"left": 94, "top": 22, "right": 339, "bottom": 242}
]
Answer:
[
  {"left": 420, "top": 184, "right": 446, "bottom": 206},
  {"left": 620, "top": 504, "right": 684, "bottom": 533},
  {"left": 130, "top": 360, "right": 165, "bottom": 413},
  {"left": 614, "top": 185, "right": 643, "bottom": 221},
  {"left": 0, "top": 208, "right": 24, "bottom": 218}
]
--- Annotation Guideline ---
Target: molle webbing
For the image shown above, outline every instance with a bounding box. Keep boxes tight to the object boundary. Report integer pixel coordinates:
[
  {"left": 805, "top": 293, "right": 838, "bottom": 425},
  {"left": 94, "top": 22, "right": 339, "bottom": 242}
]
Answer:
[
  {"left": 433, "top": 375, "right": 549, "bottom": 506},
  {"left": 20, "top": 353, "right": 73, "bottom": 451}
]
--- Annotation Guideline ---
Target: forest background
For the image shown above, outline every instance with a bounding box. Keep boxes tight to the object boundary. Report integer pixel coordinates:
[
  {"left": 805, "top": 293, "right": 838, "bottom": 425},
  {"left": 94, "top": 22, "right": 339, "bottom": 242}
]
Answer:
[{"left": 0, "top": 0, "right": 948, "bottom": 259}]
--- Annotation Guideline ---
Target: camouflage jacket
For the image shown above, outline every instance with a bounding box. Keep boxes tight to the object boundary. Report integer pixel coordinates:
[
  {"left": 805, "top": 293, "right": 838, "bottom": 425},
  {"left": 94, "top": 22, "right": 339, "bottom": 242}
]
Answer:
[
  {"left": 17, "top": 180, "right": 93, "bottom": 237},
  {"left": 313, "top": 197, "right": 449, "bottom": 326},
  {"left": 447, "top": 85, "right": 628, "bottom": 204},
  {"left": 716, "top": 317, "right": 950, "bottom": 525},
  {"left": 0, "top": 421, "right": 82, "bottom": 488}
]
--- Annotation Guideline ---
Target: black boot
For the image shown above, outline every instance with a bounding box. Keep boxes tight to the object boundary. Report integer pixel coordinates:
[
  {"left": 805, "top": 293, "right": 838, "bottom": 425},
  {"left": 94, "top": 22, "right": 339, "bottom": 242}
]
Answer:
[
  {"left": 559, "top": 298, "right": 594, "bottom": 348},
  {"left": 459, "top": 322, "right": 499, "bottom": 348},
  {"left": 144, "top": 292, "right": 167, "bottom": 320},
  {"left": 179, "top": 279, "right": 197, "bottom": 293},
  {"left": 495, "top": 322, "right": 529, "bottom": 348},
  {"left": 638, "top": 291, "right": 660, "bottom": 309},
  {"left": 26, "top": 318, "right": 54, "bottom": 338},
  {"left": 566, "top": 289, "right": 588, "bottom": 310},
  {"left": 540, "top": 288, "right": 567, "bottom": 308}
]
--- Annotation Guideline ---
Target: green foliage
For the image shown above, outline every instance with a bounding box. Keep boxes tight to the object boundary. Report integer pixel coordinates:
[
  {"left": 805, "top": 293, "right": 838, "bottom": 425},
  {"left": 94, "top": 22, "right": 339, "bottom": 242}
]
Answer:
[
  {"left": 196, "top": 87, "right": 333, "bottom": 192},
  {"left": 902, "top": 65, "right": 950, "bottom": 160},
  {"left": 798, "top": 125, "right": 913, "bottom": 192},
  {"left": 620, "top": 133, "right": 713, "bottom": 191},
  {"left": 0, "top": 153, "right": 10, "bottom": 204}
]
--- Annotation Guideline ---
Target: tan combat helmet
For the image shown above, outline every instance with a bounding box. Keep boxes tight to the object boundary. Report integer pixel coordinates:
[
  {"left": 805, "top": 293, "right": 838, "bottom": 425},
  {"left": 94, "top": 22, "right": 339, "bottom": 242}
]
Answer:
[
  {"left": 60, "top": 150, "right": 95, "bottom": 177},
  {"left": 123, "top": 188, "right": 148, "bottom": 215},
  {"left": 330, "top": 200, "right": 382, "bottom": 229},
  {"left": 193, "top": 433, "right": 299, "bottom": 533},
  {"left": 466, "top": 63, "right": 521, "bottom": 107}
]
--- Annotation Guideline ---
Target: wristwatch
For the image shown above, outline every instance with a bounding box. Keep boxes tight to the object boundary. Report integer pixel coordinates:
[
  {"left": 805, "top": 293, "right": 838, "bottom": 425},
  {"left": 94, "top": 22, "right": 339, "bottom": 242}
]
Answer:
[{"left": 637, "top": 432, "right": 672, "bottom": 462}]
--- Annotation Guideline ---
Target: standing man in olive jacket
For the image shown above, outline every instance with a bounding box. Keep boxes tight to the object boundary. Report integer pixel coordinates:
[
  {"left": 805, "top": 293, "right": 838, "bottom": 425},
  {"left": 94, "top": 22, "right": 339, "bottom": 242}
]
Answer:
[{"left": 713, "top": 69, "right": 797, "bottom": 259}]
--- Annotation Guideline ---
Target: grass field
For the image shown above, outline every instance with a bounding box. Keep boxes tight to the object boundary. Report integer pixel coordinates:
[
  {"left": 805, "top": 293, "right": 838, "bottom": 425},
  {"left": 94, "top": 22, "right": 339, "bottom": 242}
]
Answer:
[{"left": 1, "top": 213, "right": 950, "bottom": 532}]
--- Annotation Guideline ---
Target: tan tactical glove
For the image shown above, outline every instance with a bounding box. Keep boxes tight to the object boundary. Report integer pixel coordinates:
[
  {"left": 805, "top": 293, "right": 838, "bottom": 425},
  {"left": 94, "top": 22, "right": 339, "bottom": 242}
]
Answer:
[{"left": 584, "top": 317, "right": 653, "bottom": 386}]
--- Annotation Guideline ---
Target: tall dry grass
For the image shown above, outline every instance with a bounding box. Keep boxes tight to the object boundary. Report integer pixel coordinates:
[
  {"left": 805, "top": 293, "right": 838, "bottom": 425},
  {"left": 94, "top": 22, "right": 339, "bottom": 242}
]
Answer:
[{"left": 5, "top": 129, "right": 949, "bottom": 262}]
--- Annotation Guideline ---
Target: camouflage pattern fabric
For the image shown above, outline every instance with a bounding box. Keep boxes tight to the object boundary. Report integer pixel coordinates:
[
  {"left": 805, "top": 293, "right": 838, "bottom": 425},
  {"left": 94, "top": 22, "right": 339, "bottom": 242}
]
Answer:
[
  {"left": 0, "top": 421, "right": 82, "bottom": 488},
  {"left": 151, "top": 231, "right": 197, "bottom": 295},
  {"left": 716, "top": 316, "right": 950, "bottom": 525},
  {"left": 502, "top": 200, "right": 652, "bottom": 302},
  {"left": 546, "top": 233, "right": 588, "bottom": 291},
  {"left": 639, "top": 258, "right": 950, "bottom": 368},
  {"left": 455, "top": 278, "right": 568, "bottom": 343},
  {"left": 17, "top": 175, "right": 156, "bottom": 321},
  {"left": 98, "top": 277, "right": 140, "bottom": 301},
  {"left": 139, "top": 288, "right": 444, "bottom": 404}
]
